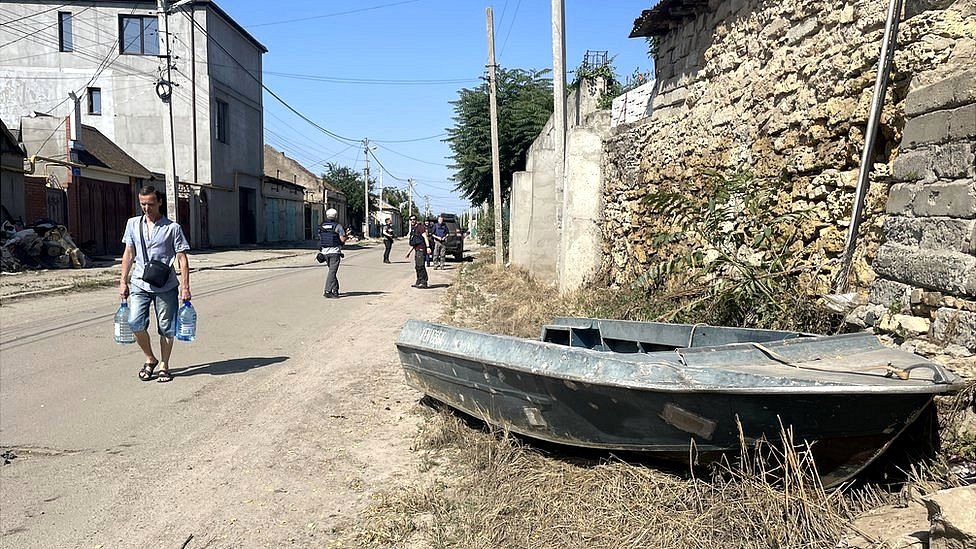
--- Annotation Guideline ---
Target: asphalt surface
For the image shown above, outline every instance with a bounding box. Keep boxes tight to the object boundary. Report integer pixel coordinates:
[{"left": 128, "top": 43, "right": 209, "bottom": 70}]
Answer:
[{"left": 0, "top": 242, "right": 457, "bottom": 548}]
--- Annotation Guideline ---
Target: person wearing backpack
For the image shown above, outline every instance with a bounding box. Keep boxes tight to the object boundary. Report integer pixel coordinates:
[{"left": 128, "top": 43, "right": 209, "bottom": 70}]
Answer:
[
  {"left": 405, "top": 214, "right": 431, "bottom": 288},
  {"left": 119, "top": 186, "right": 191, "bottom": 383},
  {"left": 382, "top": 217, "right": 395, "bottom": 264}
]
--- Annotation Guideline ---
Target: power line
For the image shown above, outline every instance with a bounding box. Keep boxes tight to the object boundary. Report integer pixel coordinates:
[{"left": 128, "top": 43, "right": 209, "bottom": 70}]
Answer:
[
  {"left": 262, "top": 70, "right": 477, "bottom": 86},
  {"left": 246, "top": 0, "right": 421, "bottom": 28},
  {"left": 0, "top": 5, "right": 93, "bottom": 48},
  {"left": 499, "top": 0, "right": 522, "bottom": 57},
  {"left": 372, "top": 132, "right": 447, "bottom": 144},
  {"left": 375, "top": 143, "right": 448, "bottom": 167},
  {"left": 178, "top": 10, "right": 361, "bottom": 147},
  {"left": 367, "top": 149, "right": 409, "bottom": 182},
  {"left": 0, "top": 4, "right": 70, "bottom": 27}
]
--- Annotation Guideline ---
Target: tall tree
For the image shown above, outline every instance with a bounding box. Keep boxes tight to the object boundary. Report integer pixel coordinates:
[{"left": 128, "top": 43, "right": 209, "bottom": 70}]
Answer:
[
  {"left": 322, "top": 162, "right": 377, "bottom": 232},
  {"left": 446, "top": 68, "right": 553, "bottom": 205}
]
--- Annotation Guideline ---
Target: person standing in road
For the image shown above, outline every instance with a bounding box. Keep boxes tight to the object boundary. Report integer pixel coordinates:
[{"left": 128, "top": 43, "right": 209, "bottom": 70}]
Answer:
[
  {"left": 119, "top": 186, "right": 191, "bottom": 383},
  {"left": 318, "top": 208, "right": 347, "bottom": 298},
  {"left": 405, "top": 214, "right": 431, "bottom": 288},
  {"left": 431, "top": 215, "right": 449, "bottom": 269},
  {"left": 382, "top": 217, "right": 395, "bottom": 264}
]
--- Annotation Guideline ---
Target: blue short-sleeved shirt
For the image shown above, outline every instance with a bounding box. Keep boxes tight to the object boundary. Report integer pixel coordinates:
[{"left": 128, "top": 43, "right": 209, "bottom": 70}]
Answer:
[{"left": 122, "top": 215, "right": 190, "bottom": 292}]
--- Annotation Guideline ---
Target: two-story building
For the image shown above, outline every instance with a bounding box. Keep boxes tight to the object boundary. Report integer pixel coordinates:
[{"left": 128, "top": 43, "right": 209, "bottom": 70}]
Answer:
[
  {"left": 0, "top": 0, "right": 267, "bottom": 247},
  {"left": 263, "top": 144, "right": 348, "bottom": 239}
]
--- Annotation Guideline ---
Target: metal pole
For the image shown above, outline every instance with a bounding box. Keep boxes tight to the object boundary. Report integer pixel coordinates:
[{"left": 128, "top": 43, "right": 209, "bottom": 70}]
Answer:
[
  {"left": 363, "top": 137, "right": 369, "bottom": 237},
  {"left": 834, "top": 0, "right": 903, "bottom": 292},
  {"left": 408, "top": 178, "right": 414, "bottom": 217},
  {"left": 158, "top": 0, "right": 178, "bottom": 223},
  {"left": 486, "top": 7, "right": 503, "bottom": 265}
]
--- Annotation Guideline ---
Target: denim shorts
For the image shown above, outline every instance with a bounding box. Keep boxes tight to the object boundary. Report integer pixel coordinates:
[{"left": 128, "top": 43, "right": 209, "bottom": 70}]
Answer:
[{"left": 128, "top": 287, "right": 179, "bottom": 337}]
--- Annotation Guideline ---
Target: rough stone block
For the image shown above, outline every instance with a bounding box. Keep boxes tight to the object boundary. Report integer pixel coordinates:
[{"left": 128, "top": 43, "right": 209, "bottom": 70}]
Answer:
[
  {"left": 892, "top": 147, "right": 934, "bottom": 181},
  {"left": 887, "top": 183, "right": 920, "bottom": 214},
  {"left": 932, "top": 308, "right": 976, "bottom": 350},
  {"left": 933, "top": 142, "right": 976, "bottom": 180},
  {"left": 786, "top": 17, "right": 820, "bottom": 44},
  {"left": 911, "top": 181, "right": 976, "bottom": 218},
  {"left": 883, "top": 216, "right": 976, "bottom": 253},
  {"left": 905, "top": 70, "right": 976, "bottom": 117},
  {"left": 903, "top": 110, "right": 950, "bottom": 147},
  {"left": 947, "top": 103, "right": 976, "bottom": 141},
  {"left": 873, "top": 244, "right": 976, "bottom": 297},
  {"left": 870, "top": 278, "right": 914, "bottom": 311}
]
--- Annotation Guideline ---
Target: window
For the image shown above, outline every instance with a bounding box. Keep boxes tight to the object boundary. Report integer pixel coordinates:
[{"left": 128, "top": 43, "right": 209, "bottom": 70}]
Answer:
[
  {"left": 59, "top": 12, "right": 73, "bottom": 52},
  {"left": 215, "top": 100, "right": 229, "bottom": 144},
  {"left": 87, "top": 88, "right": 101, "bottom": 115},
  {"left": 119, "top": 15, "right": 159, "bottom": 55}
]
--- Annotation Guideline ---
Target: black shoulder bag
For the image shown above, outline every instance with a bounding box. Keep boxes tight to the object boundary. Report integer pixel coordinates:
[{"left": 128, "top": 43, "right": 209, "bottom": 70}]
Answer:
[{"left": 139, "top": 218, "right": 173, "bottom": 288}]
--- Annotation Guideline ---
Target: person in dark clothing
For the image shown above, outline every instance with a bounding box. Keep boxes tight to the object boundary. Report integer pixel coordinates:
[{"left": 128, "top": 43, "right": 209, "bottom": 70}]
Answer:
[
  {"left": 318, "top": 208, "right": 346, "bottom": 298},
  {"left": 431, "top": 215, "right": 449, "bottom": 269},
  {"left": 382, "top": 217, "right": 395, "bottom": 264},
  {"left": 405, "top": 214, "right": 431, "bottom": 288}
]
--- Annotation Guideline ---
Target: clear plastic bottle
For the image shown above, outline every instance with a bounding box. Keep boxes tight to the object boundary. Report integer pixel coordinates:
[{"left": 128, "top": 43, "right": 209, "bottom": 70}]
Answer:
[
  {"left": 114, "top": 300, "right": 135, "bottom": 344},
  {"left": 176, "top": 300, "right": 196, "bottom": 342}
]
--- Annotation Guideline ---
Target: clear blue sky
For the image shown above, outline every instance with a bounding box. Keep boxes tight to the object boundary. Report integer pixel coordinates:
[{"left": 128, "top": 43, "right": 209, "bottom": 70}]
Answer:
[{"left": 228, "top": 0, "right": 654, "bottom": 215}]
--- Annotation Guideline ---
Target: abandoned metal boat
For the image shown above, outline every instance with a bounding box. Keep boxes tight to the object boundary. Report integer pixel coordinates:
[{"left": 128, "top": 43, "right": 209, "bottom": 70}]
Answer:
[{"left": 396, "top": 317, "right": 965, "bottom": 488}]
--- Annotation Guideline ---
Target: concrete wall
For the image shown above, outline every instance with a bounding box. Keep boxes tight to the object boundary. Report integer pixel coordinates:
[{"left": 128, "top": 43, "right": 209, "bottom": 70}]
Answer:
[
  {"left": 0, "top": 1, "right": 266, "bottom": 248},
  {"left": 509, "top": 115, "right": 559, "bottom": 281},
  {"left": 611, "top": 79, "right": 656, "bottom": 128},
  {"left": 509, "top": 79, "right": 610, "bottom": 290}
]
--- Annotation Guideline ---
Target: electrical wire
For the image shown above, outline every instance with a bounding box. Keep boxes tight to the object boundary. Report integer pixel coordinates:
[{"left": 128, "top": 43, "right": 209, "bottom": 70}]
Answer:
[
  {"left": 372, "top": 132, "right": 447, "bottom": 144},
  {"left": 262, "top": 70, "right": 477, "bottom": 86},
  {"left": 499, "top": 0, "right": 522, "bottom": 57},
  {"left": 375, "top": 143, "right": 448, "bottom": 167},
  {"left": 246, "top": 0, "right": 421, "bottom": 28},
  {"left": 0, "top": 3, "right": 70, "bottom": 27}
]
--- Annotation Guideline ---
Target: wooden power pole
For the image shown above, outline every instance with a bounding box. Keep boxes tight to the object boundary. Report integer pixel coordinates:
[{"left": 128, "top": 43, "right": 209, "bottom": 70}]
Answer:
[
  {"left": 486, "top": 7, "right": 503, "bottom": 266},
  {"left": 551, "top": 0, "right": 566, "bottom": 279}
]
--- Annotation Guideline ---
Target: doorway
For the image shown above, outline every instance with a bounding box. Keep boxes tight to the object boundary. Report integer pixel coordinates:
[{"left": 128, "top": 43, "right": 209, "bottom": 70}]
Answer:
[{"left": 239, "top": 188, "right": 257, "bottom": 244}]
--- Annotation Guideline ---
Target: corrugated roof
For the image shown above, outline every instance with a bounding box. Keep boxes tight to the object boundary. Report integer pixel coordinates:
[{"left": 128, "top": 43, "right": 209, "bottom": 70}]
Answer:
[{"left": 630, "top": 0, "right": 712, "bottom": 38}]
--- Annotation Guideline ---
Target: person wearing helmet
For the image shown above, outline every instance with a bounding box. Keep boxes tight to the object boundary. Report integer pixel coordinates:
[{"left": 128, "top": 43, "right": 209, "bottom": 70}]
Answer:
[{"left": 317, "top": 208, "right": 346, "bottom": 298}]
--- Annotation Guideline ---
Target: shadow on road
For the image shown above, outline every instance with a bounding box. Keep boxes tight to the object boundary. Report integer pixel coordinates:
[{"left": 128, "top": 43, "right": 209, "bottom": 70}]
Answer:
[
  {"left": 211, "top": 265, "right": 323, "bottom": 271},
  {"left": 169, "top": 356, "right": 289, "bottom": 377},
  {"left": 338, "top": 291, "right": 386, "bottom": 297},
  {"left": 424, "top": 284, "right": 452, "bottom": 290}
]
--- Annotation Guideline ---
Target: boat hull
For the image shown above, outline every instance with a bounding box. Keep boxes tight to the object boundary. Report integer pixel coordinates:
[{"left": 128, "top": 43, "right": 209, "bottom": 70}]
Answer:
[{"left": 400, "top": 347, "right": 934, "bottom": 488}]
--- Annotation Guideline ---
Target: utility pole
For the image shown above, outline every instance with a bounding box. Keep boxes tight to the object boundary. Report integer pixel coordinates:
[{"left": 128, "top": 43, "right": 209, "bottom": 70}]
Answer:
[
  {"left": 362, "top": 137, "right": 370, "bottom": 237},
  {"left": 424, "top": 194, "right": 430, "bottom": 219},
  {"left": 486, "top": 7, "right": 503, "bottom": 266},
  {"left": 551, "top": 0, "right": 567, "bottom": 279},
  {"left": 407, "top": 178, "right": 414, "bottom": 217},
  {"left": 156, "top": 0, "right": 179, "bottom": 223}
]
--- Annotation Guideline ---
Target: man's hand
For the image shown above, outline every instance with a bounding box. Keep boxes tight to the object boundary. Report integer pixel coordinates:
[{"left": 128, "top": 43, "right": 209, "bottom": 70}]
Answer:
[
  {"left": 180, "top": 285, "right": 192, "bottom": 302},
  {"left": 119, "top": 280, "right": 129, "bottom": 299}
]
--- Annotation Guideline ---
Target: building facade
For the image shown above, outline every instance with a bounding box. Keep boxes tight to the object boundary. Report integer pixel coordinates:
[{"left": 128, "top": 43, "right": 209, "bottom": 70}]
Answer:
[{"left": 0, "top": 0, "right": 267, "bottom": 247}]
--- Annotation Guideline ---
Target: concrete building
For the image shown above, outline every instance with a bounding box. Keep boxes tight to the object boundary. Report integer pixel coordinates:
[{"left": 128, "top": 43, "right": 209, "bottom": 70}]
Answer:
[
  {"left": 0, "top": 0, "right": 267, "bottom": 248},
  {"left": 19, "top": 113, "right": 153, "bottom": 256},
  {"left": 263, "top": 144, "right": 348, "bottom": 238},
  {"left": 1, "top": 120, "right": 27, "bottom": 226},
  {"left": 372, "top": 199, "right": 403, "bottom": 237}
]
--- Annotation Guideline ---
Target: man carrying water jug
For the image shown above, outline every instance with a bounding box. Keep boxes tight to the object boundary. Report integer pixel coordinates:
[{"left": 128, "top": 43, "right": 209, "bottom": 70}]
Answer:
[
  {"left": 318, "top": 208, "right": 346, "bottom": 298},
  {"left": 119, "top": 186, "right": 191, "bottom": 383}
]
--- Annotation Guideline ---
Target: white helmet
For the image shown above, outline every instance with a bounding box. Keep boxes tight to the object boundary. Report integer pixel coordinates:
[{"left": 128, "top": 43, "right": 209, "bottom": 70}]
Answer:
[{"left": 326, "top": 208, "right": 338, "bottom": 220}]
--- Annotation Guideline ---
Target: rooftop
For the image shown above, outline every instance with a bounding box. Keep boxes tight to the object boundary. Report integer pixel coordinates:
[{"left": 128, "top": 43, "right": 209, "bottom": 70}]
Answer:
[{"left": 629, "top": 0, "right": 712, "bottom": 38}]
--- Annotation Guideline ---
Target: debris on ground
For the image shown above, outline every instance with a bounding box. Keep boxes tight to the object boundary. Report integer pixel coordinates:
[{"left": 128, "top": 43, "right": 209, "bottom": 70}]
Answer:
[{"left": 2, "top": 219, "right": 88, "bottom": 272}]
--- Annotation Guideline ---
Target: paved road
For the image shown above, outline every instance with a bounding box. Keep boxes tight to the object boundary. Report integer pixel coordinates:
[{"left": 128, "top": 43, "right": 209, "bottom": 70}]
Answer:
[{"left": 0, "top": 243, "right": 457, "bottom": 548}]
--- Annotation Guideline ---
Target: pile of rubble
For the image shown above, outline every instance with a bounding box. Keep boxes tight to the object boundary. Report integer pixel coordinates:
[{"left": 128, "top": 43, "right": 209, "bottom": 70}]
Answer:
[{"left": 1, "top": 220, "right": 88, "bottom": 272}]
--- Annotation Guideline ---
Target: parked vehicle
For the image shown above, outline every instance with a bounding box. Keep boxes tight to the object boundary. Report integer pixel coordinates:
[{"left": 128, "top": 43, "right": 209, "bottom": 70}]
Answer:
[
  {"left": 396, "top": 316, "right": 964, "bottom": 489},
  {"left": 439, "top": 213, "right": 465, "bottom": 261}
]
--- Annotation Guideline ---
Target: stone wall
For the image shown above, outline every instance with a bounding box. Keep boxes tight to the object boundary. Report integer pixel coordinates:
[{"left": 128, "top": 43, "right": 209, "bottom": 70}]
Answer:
[
  {"left": 602, "top": 0, "right": 975, "bottom": 350},
  {"left": 855, "top": 68, "right": 976, "bottom": 353}
]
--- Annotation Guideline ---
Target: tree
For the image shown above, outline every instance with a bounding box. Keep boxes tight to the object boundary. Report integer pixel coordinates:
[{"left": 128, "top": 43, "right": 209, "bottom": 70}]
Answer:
[
  {"left": 322, "top": 162, "right": 377, "bottom": 232},
  {"left": 446, "top": 68, "right": 553, "bottom": 205}
]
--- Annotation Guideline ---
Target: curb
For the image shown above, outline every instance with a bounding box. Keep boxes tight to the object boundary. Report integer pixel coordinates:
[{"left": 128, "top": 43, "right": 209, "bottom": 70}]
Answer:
[{"left": 0, "top": 249, "right": 313, "bottom": 304}]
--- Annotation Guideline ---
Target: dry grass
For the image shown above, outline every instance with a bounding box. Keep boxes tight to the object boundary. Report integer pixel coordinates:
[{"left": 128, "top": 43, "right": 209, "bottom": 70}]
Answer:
[
  {"left": 352, "top": 407, "right": 897, "bottom": 548},
  {"left": 347, "top": 251, "right": 974, "bottom": 548}
]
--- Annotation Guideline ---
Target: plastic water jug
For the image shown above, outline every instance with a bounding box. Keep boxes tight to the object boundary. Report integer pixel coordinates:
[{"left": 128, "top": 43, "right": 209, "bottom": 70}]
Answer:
[
  {"left": 176, "top": 300, "right": 196, "bottom": 342},
  {"left": 114, "top": 300, "right": 135, "bottom": 344}
]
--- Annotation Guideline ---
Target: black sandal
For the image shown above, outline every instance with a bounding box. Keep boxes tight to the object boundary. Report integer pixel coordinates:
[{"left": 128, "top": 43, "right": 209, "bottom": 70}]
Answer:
[
  {"left": 138, "top": 361, "right": 158, "bottom": 381},
  {"left": 156, "top": 369, "right": 174, "bottom": 383}
]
